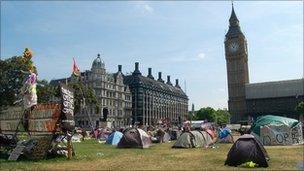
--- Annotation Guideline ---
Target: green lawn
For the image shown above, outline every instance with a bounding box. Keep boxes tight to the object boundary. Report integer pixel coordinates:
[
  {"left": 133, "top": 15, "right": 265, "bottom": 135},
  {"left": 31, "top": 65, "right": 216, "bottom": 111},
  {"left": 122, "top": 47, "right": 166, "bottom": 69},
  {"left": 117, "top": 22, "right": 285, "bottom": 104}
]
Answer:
[{"left": 0, "top": 140, "right": 303, "bottom": 170}]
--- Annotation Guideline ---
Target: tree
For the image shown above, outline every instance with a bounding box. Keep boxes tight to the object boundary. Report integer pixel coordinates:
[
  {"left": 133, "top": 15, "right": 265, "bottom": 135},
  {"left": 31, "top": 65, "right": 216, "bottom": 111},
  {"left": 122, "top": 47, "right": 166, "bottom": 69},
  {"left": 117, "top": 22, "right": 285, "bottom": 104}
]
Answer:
[
  {"left": 215, "top": 109, "right": 230, "bottom": 125},
  {"left": 36, "top": 79, "right": 58, "bottom": 103},
  {"left": 188, "top": 111, "right": 195, "bottom": 120},
  {"left": 295, "top": 101, "right": 304, "bottom": 122},
  {"left": 67, "top": 81, "right": 99, "bottom": 114},
  {"left": 0, "top": 56, "right": 33, "bottom": 107},
  {"left": 195, "top": 107, "right": 216, "bottom": 122},
  {"left": 194, "top": 107, "right": 230, "bottom": 124},
  {"left": 0, "top": 54, "right": 99, "bottom": 115},
  {"left": 295, "top": 101, "right": 304, "bottom": 114}
]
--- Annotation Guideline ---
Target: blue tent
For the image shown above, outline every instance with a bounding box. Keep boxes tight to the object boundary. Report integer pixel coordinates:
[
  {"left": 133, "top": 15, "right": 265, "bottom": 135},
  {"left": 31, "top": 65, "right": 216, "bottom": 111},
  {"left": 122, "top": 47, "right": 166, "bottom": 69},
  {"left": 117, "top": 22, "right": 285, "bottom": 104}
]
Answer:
[
  {"left": 219, "top": 127, "right": 232, "bottom": 139},
  {"left": 106, "top": 131, "right": 123, "bottom": 145}
]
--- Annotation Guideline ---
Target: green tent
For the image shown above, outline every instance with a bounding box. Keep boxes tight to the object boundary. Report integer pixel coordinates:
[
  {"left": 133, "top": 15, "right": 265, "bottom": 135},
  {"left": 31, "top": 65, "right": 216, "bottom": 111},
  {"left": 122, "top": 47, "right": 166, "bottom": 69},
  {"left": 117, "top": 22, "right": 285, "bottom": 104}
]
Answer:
[
  {"left": 172, "top": 131, "right": 213, "bottom": 148},
  {"left": 252, "top": 115, "right": 300, "bottom": 136},
  {"left": 251, "top": 115, "right": 303, "bottom": 145}
]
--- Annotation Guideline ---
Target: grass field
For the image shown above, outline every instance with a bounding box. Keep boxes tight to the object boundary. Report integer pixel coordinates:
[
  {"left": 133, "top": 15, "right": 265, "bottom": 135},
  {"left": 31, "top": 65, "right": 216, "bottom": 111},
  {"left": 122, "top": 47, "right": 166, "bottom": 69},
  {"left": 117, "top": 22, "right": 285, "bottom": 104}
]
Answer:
[{"left": 0, "top": 139, "right": 303, "bottom": 170}]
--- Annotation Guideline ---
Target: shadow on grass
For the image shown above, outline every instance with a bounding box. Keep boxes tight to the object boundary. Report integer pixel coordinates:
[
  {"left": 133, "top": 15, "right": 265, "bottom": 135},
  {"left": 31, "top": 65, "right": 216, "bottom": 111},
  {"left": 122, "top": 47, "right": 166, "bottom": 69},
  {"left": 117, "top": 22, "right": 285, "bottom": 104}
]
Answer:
[{"left": 0, "top": 151, "right": 67, "bottom": 163}]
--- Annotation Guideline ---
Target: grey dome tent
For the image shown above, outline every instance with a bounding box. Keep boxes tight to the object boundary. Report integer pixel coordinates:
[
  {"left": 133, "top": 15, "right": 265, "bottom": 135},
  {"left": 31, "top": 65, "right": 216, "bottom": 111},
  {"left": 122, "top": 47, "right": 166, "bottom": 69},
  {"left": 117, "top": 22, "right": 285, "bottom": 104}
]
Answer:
[
  {"left": 225, "top": 134, "right": 269, "bottom": 167},
  {"left": 117, "top": 128, "right": 151, "bottom": 148},
  {"left": 153, "top": 129, "right": 171, "bottom": 143},
  {"left": 172, "top": 131, "right": 213, "bottom": 148}
]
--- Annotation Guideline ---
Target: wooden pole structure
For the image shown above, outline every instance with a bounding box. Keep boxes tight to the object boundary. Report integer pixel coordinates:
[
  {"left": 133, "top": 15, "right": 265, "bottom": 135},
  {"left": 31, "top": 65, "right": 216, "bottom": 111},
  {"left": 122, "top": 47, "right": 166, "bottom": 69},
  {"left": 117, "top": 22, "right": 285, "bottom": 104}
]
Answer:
[{"left": 67, "top": 132, "right": 72, "bottom": 159}]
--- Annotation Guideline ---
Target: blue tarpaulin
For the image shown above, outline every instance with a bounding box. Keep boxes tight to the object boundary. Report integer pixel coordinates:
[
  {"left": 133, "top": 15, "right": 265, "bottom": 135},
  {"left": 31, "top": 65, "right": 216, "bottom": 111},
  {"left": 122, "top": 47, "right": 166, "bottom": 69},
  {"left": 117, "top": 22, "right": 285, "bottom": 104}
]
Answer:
[{"left": 106, "top": 131, "right": 123, "bottom": 145}]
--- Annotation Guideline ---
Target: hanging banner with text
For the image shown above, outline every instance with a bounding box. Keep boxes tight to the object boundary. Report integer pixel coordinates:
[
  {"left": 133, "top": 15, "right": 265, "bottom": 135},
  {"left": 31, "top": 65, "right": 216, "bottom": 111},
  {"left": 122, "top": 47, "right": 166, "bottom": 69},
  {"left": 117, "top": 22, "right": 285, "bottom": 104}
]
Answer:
[
  {"left": 60, "top": 84, "right": 75, "bottom": 132},
  {"left": 260, "top": 123, "right": 303, "bottom": 145}
]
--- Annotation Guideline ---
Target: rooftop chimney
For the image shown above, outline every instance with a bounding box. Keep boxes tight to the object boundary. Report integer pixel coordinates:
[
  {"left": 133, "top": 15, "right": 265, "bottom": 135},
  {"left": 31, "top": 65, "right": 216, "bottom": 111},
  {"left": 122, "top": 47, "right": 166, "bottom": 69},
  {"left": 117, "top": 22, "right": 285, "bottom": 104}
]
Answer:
[
  {"left": 118, "top": 65, "right": 122, "bottom": 72},
  {"left": 157, "top": 72, "right": 164, "bottom": 82},
  {"left": 175, "top": 79, "right": 181, "bottom": 88},
  {"left": 167, "top": 76, "right": 172, "bottom": 85},
  {"left": 147, "top": 68, "right": 154, "bottom": 79},
  {"left": 132, "top": 62, "right": 141, "bottom": 76}
]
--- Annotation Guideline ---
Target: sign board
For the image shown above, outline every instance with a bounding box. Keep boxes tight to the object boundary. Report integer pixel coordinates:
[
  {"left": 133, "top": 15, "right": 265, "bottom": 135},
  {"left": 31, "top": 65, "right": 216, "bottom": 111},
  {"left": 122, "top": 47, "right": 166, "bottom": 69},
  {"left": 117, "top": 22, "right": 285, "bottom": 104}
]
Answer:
[
  {"left": 0, "top": 86, "right": 75, "bottom": 135},
  {"left": 0, "top": 104, "right": 61, "bottom": 134},
  {"left": 290, "top": 123, "right": 304, "bottom": 144},
  {"left": 260, "top": 123, "right": 303, "bottom": 145},
  {"left": 8, "top": 144, "right": 26, "bottom": 161},
  {"left": 60, "top": 84, "right": 75, "bottom": 132}
]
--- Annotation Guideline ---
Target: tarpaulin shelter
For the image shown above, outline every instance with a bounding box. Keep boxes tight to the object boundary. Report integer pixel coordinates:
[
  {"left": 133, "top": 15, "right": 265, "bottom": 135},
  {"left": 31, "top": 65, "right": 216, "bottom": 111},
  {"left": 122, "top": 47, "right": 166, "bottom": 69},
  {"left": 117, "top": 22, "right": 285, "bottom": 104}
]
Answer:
[{"left": 251, "top": 115, "right": 303, "bottom": 145}]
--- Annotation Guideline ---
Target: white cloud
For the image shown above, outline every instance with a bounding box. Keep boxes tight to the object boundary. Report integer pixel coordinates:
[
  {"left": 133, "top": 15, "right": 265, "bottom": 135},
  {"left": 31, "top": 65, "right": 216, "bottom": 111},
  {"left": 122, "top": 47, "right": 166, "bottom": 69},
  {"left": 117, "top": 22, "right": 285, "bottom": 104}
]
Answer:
[
  {"left": 197, "top": 52, "right": 205, "bottom": 60},
  {"left": 162, "top": 51, "right": 207, "bottom": 63},
  {"left": 143, "top": 4, "right": 154, "bottom": 13},
  {"left": 134, "top": 1, "right": 154, "bottom": 14}
]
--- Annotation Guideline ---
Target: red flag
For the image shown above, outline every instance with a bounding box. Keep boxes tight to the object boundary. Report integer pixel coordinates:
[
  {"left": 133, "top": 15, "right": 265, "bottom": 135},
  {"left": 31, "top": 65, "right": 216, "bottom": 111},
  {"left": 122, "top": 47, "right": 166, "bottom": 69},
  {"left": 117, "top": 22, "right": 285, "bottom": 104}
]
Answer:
[{"left": 72, "top": 58, "right": 80, "bottom": 76}]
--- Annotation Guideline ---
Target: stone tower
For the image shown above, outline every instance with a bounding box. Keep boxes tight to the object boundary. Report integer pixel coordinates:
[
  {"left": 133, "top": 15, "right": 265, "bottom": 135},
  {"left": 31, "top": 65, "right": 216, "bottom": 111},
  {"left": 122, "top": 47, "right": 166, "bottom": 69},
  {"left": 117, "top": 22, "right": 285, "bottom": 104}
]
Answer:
[{"left": 224, "top": 5, "right": 249, "bottom": 123}]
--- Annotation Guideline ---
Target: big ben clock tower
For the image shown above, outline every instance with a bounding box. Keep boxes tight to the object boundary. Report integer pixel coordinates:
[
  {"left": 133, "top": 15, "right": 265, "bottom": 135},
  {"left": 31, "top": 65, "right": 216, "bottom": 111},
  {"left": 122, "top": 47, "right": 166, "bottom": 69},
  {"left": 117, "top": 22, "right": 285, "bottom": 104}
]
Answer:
[{"left": 225, "top": 4, "right": 249, "bottom": 123}]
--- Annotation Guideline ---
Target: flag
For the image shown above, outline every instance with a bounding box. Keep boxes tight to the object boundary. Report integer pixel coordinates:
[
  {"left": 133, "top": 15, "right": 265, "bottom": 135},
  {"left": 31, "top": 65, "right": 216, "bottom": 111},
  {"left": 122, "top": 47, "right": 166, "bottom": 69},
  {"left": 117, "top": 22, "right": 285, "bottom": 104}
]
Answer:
[{"left": 72, "top": 58, "right": 80, "bottom": 76}]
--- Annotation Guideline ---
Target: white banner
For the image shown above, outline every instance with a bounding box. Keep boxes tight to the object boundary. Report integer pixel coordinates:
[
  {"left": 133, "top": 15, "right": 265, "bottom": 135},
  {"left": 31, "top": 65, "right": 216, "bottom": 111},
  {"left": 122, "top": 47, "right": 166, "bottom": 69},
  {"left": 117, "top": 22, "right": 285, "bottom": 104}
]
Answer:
[{"left": 260, "top": 123, "right": 303, "bottom": 145}]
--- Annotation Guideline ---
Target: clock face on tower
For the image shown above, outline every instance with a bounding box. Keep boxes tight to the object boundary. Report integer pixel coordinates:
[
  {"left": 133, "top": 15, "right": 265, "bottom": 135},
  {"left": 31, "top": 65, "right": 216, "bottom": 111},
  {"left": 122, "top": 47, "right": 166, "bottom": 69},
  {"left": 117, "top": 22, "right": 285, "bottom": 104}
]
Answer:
[{"left": 229, "top": 42, "right": 239, "bottom": 53}]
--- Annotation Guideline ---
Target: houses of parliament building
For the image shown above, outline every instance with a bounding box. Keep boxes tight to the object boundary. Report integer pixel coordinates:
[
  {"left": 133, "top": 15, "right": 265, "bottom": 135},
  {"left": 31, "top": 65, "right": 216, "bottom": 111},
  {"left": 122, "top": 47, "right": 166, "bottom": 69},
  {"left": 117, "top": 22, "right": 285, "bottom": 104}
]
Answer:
[
  {"left": 51, "top": 55, "right": 188, "bottom": 128},
  {"left": 224, "top": 5, "right": 303, "bottom": 123}
]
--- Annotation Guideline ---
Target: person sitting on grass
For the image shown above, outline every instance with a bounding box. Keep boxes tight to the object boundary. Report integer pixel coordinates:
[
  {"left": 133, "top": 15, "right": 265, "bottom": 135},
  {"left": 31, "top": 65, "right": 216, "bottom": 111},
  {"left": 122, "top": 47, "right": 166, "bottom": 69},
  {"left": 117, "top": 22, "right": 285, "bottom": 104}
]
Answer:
[
  {"left": 182, "top": 120, "right": 191, "bottom": 132},
  {"left": 156, "top": 128, "right": 165, "bottom": 143}
]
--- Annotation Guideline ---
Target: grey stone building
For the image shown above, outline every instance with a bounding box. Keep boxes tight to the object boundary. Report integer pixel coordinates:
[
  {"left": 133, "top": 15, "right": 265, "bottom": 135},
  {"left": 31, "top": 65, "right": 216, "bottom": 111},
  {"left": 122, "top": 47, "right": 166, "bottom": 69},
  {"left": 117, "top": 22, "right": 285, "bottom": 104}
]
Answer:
[
  {"left": 245, "top": 79, "right": 304, "bottom": 120},
  {"left": 51, "top": 55, "right": 188, "bottom": 127},
  {"left": 224, "top": 5, "right": 304, "bottom": 123},
  {"left": 124, "top": 62, "right": 189, "bottom": 126},
  {"left": 51, "top": 54, "right": 132, "bottom": 128}
]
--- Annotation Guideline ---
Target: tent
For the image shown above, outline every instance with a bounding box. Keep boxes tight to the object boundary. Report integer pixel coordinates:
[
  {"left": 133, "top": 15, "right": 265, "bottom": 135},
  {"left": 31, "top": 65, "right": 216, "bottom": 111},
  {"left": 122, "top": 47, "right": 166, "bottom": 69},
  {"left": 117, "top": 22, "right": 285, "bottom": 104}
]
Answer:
[
  {"left": 106, "top": 131, "right": 123, "bottom": 145},
  {"left": 217, "top": 134, "right": 234, "bottom": 143},
  {"left": 152, "top": 129, "right": 171, "bottom": 143},
  {"left": 251, "top": 115, "right": 303, "bottom": 145},
  {"left": 163, "top": 132, "right": 171, "bottom": 142},
  {"left": 168, "top": 129, "right": 181, "bottom": 140},
  {"left": 117, "top": 128, "right": 151, "bottom": 148},
  {"left": 217, "top": 127, "right": 234, "bottom": 143},
  {"left": 206, "top": 129, "right": 216, "bottom": 139},
  {"left": 172, "top": 131, "right": 213, "bottom": 148},
  {"left": 191, "top": 120, "right": 204, "bottom": 129},
  {"left": 225, "top": 134, "right": 269, "bottom": 167}
]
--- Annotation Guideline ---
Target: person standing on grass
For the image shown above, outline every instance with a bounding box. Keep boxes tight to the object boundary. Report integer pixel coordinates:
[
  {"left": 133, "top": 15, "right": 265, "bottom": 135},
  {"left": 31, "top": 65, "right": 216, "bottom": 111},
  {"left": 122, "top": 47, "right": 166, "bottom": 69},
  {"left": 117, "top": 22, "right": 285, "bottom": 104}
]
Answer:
[{"left": 81, "top": 128, "right": 86, "bottom": 141}]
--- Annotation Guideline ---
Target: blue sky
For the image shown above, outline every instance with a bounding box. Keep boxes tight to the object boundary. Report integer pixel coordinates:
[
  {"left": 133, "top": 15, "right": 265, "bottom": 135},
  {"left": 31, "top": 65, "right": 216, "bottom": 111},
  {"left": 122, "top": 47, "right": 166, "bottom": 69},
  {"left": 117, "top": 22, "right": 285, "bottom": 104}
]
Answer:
[{"left": 1, "top": 1, "right": 303, "bottom": 110}]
